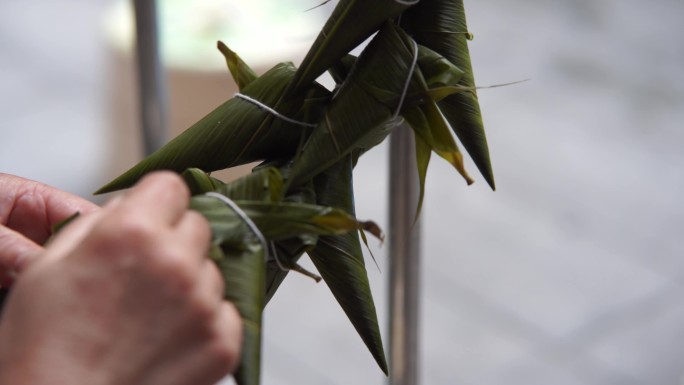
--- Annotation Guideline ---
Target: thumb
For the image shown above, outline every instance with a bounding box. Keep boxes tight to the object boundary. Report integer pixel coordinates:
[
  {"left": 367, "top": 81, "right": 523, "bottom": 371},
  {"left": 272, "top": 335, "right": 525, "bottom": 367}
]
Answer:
[
  {"left": 38, "top": 195, "right": 123, "bottom": 266},
  {"left": 37, "top": 208, "right": 107, "bottom": 266}
]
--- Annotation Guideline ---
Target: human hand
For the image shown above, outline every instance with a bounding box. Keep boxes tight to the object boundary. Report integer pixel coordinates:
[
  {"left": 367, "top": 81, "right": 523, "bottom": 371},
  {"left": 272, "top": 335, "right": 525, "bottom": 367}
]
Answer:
[
  {"left": 0, "top": 172, "right": 242, "bottom": 385},
  {"left": 0, "top": 173, "right": 98, "bottom": 285}
]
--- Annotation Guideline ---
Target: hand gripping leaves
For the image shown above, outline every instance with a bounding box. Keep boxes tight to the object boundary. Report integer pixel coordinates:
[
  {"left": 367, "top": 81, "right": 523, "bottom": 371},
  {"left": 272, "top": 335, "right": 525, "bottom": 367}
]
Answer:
[{"left": 97, "top": 1, "right": 494, "bottom": 384}]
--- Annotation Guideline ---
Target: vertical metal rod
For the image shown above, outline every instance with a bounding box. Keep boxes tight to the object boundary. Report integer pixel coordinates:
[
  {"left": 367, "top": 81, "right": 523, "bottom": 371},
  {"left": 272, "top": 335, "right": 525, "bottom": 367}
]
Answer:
[
  {"left": 133, "top": 0, "right": 168, "bottom": 156},
  {"left": 388, "top": 123, "right": 421, "bottom": 385}
]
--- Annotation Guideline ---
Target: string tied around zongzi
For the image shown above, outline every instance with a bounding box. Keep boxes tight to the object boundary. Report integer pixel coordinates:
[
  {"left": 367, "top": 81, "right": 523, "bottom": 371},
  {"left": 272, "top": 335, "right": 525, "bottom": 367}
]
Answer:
[
  {"left": 234, "top": 93, "right": 317, "bottom": 128},
  {"left": 204, "top": 192, "right": 269, "bottom": 261},
  {"left": 393, "top": 39, "right": 419, "bottom": 119}
]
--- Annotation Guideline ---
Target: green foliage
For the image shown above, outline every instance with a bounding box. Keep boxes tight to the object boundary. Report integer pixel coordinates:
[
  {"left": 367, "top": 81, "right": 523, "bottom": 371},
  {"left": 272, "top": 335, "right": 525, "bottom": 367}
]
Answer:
[
  {"left": 98, "top": 1, "right": 492, "bottom": 384},
  {"left": 401, "top": 0, "right": 495, "bottom": 189},
  {"left": 309, "top": 155, "right": 387, "bottom": 373}
]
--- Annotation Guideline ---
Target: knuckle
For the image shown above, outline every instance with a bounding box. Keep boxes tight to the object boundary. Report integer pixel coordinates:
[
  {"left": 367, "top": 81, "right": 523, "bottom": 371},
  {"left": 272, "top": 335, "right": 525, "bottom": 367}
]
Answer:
[
  {"left": 207, "top": 338, "right": 241, "bottom": 374},
  {"left": 117, "top": 217, "right": 156, "bottom": 242},
  {"left": 92, "top": 214, "right": 156, "bottom": 249},
  {"left": 208, "top": 263, "right": 225, "bottom": 296},
  {"left": 187, "top": 210, "right": 211, "bottom": 234},
  {"left": 189, "top": 296, "right": 216, "bottom": 324},
  {"left": 183, "top": 211, "right": 212, "bottom": 246},
  {"left": 147, "top": 244, "right": 200, "bottom": 291},
  {"left": 144, "top": 172, "right": 189, "bottom": 198},
  {"left": 223, "top": 302, "right": 242, "bottom": 329},
  {"left": 198, "top": 302, "right": 243, "bottom": 373}
]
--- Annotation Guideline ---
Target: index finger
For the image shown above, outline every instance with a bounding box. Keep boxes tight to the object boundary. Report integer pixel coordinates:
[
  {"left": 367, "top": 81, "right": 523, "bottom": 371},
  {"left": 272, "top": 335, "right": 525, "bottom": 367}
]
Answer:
[
  {"left": 0, "top": 225, "right": 41, "bottom": 286},
  {"left": 117, "top": 172, "right": 190, "bottom": 226},
  {"left": 0, "top": 173, "right": 98, "bottom": 244}
]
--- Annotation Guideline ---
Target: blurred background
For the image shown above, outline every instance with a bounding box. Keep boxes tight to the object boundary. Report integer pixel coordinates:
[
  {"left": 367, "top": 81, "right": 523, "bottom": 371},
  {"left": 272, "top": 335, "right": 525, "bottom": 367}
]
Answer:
[{"left": 1, "top": 0, "right": 683, "bottom": 384}]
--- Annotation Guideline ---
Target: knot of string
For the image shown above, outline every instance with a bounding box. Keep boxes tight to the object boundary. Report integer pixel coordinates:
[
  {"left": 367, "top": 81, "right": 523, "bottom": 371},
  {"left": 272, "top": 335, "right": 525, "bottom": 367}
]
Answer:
[
  {"left": 234, "top": 93, "right": 317, "bottom": 128},
  {"left": 393, "top": 39, "right": 419, "bottom": 119},
  {"left": 204, "top": 192, "right": 269, "bottom": 260}
]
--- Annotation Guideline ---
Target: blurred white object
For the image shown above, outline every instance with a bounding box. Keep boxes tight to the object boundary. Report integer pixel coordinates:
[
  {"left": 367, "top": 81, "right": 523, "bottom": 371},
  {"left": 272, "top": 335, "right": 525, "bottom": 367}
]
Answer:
[
  {"left": 105, "top": 0, "right": 324, "bottom": 71},
  {"left": 102, "top": 0, "right": 325, "bottom": 183}
]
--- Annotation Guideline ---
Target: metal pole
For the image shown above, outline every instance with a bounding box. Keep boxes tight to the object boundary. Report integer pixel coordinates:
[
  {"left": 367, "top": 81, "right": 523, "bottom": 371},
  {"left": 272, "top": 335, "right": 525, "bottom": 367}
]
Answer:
[
  {"left": 133, "top": 0, "right": 168, "bottom": 156},
  {"left": 388, "top": 123, "right": 421, "bottom": 385}
]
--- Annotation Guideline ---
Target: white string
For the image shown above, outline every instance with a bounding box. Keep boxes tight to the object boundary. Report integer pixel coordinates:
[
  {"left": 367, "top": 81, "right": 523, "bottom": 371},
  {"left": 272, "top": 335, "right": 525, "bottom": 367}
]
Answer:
[
  {"left": 204, "top": 192, "right": 269, "bottom": 259},
  {"left": 269, "top": 241, "right": 289, "bottom": 272},
  {"left": 395, "top": 0, "right": 420, "bottom": 5},
  {"left": 234, "top": 93, "right": 317, "bottom": 128},
  {"left": 393, "top": 39, "right": 419, "bottom": 119}
]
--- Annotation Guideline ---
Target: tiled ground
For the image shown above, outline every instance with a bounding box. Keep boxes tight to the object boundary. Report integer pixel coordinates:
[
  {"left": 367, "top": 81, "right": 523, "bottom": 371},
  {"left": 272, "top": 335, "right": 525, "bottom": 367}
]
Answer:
[{"left": 2, "top": 1, "right": 683, "bottom": 384}]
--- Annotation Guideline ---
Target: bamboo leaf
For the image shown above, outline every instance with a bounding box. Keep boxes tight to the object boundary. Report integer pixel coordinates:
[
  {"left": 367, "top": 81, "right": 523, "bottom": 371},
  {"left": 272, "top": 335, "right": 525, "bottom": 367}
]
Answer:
[
  {"left": 184, "top": 164, "right": 313, "bottom": 304},
  {"left": 401, "top": 0, "right": 496, "bottom": 189},
  {"left": 289, "top": 26, "right": 472, "bottom": 190},
  {"left": 45, "top": 212, "right": 81, "bottom": 246},
  {"left": 215, "top": 167, "right": 284, "bottom": 203},
  {"left": 308, "top": 156, "right": 388, "bottom": 374},
  {"left": 417, "top": 44, "right": 465, "bottom": 88},
  {"left": 413, "top": 132, "right": 432, "bottom": 220},
  {"left": 96, "top": 63, "right": 329, "bottom": 194},
  {"left": 403, "top": 102, "right": 474, "bottom": 185},
  {"left": 288, "top": 23, "right": 420, "bottom": 188},
  {"left": 50, "top": 212, "right": 81, "bottom": 235},
  {"left": 263, "top": 168, "right": 318, "bottom": 303},
  {"left": 264, "top": 237, "right": 315, "bottom": 304},
  {"left": 328, "top": 54, "right": 357, "bottom": 85},
  {"left": 358, "top": 229, "right": 381, "bottom": 271},
  {"left": 309, "top": 235, "right": 387, "bottom": 374},
  {"left": 190, "top": 198, "right": 379, "bottom": 244},
  {"left": 288, "top": 0, "right": 418, "bottom": 95},
  {"left": 188, "top": 163, "right": 384, "bottom": 385},
  {"left": 217, "top": 41, "right": 258, "bottom": 90},
  {"left": 362, "top": 42, "right": 471, "bottom": 109},
  {"left": 181, "top": 168, "right": 226, "bottom": 195},
  {"left": 210, "top": 241, "right": 265, "bottom": 385},
  {"left": 181, "top": 166, "right": 286, "bottom": 205}
]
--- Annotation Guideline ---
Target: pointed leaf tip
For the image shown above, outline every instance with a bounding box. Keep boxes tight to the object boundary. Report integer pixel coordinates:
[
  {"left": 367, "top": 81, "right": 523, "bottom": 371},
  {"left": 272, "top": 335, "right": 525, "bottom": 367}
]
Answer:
[{"left": 217, "top": 40, "right": 258, "bottom": 90}]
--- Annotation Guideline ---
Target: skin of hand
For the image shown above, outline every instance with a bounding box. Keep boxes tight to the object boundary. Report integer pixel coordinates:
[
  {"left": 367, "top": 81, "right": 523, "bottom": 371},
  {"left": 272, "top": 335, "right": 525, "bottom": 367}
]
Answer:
[
  {"left": 0, "top": 172, "right": 242, "bottom": 385},
  {"left": 0, "top": 173, "right": 99, "bottom": 285}
]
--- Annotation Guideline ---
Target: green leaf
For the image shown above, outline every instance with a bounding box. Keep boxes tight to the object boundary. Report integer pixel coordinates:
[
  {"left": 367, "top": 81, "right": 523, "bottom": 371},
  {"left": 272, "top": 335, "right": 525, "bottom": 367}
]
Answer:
[
  {"left": 195, "top": 190, "right": 383, "bottom": 385},
  {"left": 401, "top": 0, "right": 496, "bottom": 189},
  {"left": 181, "top": 168, "right": 226, "bottom": 195},
  {"left": 416, "top": 44, "right": 465, "bottom": 88},
  {"left": 215, "top": 167, "right": 284, "bottom": 203},
  {"left": 45, "top": 212, "right": 81, "bottom": 246},
  {"left": 184, "top": 164, "right": 312, "bottom": 304},
  {"left": 403, "top": 102, "right": 474, "bottom": 185},
  {"left": 328, "top": 54, "right": 357, "bottom": 85},
  {"left": 288, "top": 0, "right": 418, "bottom": 95},
  {"left": 287, "top": 23, "right": 420, "bottom": 188},
  {"left": 217, "top": 41, "right": 258, "bottom": 90},
  {"left": 263, "top": 168, "right": 318, "bottom": 304},
  {"left": 190, "top": 198, "right": 380, "bottom": 244},
  {"left": 413, "top": 132, "right": 431, "bottom": 220},
  {"left": 336, "top": 44, "right": 464, "bottom": 110},
  {"left": 210, "top": 241, "right": 265, "bottom": 385},
  {"left": 264, "top": 237, "right": 315, "bottom": 304},
  {"left": 96, "top": 63, "right": 329, "bottom": 194},
  {"left": 50, "top": 212, "right": 81, "bottom": 235},
  {"left": 308, "top": 156, "right": 388, "bottom": 374}
]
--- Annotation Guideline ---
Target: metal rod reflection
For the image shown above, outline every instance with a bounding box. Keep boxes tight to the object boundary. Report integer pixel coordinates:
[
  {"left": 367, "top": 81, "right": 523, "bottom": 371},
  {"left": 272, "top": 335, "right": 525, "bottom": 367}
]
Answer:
[
  {"left": 133, "top": 0, "right": 168, "bottom": 155},
  {"left": 388, "top": 123, "right": 421, "bottom": 385}
]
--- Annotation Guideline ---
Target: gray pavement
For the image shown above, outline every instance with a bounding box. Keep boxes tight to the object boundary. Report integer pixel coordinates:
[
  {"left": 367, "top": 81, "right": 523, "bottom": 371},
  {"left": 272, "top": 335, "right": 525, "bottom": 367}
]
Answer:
[{"left": 1, "top": 0, "right": 683, "bottom": 384}]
